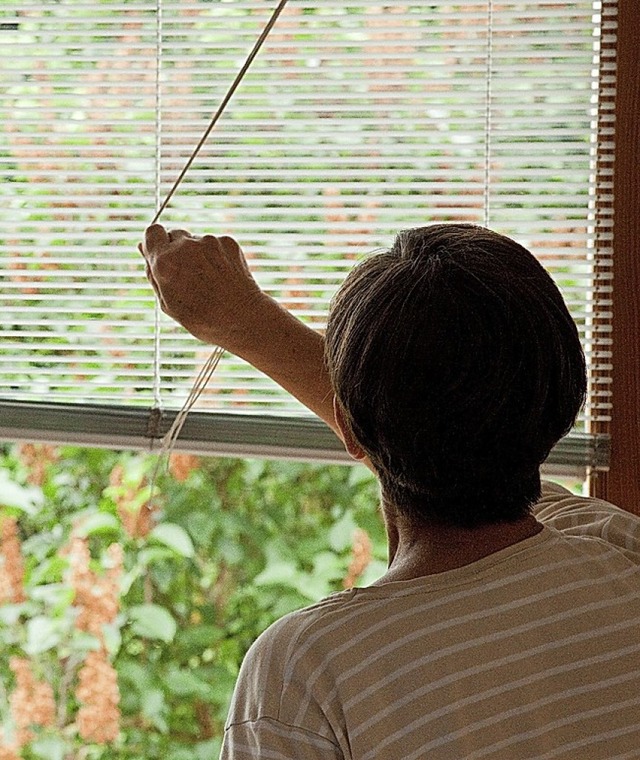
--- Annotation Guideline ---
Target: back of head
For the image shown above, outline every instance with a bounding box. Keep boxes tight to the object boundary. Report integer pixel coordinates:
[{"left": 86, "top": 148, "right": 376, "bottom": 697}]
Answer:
[{"left": 325, "top": 224, "right": 587, "bottom": 528}]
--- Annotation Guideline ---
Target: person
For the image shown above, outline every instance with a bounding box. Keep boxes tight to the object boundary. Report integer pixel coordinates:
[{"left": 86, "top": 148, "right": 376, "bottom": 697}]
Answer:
[{"left": 141, "top": 223, "right": 640, "bottom": 759}]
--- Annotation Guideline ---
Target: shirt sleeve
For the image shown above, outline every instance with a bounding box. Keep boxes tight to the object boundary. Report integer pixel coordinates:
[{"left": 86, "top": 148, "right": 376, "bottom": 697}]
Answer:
[
  {"left": 220, "top": 607, "right": 347, "bottom": 760},
  {"left": 534, "top": 480, "right": 640, "bottom": 563},
  {"left": 221, "top": 717, "right": 343, "bottom": 760}
]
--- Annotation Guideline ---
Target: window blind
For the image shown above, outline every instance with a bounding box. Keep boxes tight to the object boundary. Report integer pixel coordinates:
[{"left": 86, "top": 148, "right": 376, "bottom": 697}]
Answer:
[{"left": 0, "top": 1, "right": 615, "bottom": 474}]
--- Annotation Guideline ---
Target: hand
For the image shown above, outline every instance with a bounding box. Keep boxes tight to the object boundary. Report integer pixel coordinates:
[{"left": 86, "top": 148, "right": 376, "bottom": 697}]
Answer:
[
  {"left": 140, "top": 224, "right": 342, "bottom": 436},
  {"left": 140, "top": 224, "right": 265, "bottom": 350}
]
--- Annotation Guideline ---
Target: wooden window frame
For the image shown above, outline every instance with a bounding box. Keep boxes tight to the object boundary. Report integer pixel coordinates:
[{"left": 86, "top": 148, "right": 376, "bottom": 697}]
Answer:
[{"left": 589, "top": 0, "right": 640, "bottom": 513}]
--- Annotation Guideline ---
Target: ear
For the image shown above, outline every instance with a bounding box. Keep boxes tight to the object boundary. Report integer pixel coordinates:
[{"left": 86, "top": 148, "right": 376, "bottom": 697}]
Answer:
[{"left": 333, "top": 397, "right": 368, "bottom": 462}]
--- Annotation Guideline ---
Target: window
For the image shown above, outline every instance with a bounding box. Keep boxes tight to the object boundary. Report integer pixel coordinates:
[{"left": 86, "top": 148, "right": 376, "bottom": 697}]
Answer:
[{"left": 0, "top": 1, "right": 620, "bottom": 480}]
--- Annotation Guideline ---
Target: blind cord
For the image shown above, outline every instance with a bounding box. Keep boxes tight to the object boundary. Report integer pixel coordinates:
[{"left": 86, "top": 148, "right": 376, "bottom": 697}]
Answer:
[
  {"left": 147, "top": 0, "right": 290, "bottom": 485},
  {"left": 151, "top": 0, "right": 291, "bottom": 226},
  {"left": 483, "top": 0, "right": 494, "bottom": 229},
  {"left": 148, "top": 346, "right": 224, "bottom": 493},
  {"left": 152, "top": 0, "right": 163, "bottom": 413}
]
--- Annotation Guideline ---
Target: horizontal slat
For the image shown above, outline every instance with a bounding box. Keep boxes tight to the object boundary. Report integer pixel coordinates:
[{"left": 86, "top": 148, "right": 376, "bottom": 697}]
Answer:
[
  {"left": 0, "top": 1, "right": 612, "bottom": 15},
  {"left": 0, "top": 156, "right": 586, "bottom": 166},
  {"left": 0, "top": 229, "right": 611, "bottom": 240}
]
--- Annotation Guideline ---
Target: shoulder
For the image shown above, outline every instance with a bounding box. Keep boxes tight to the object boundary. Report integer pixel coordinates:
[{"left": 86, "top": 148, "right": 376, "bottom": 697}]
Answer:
[
  {"left": 224, "top": 592, "right": 359, "bottom": 756},
  {"left": 534, "top": 480, "right": 640, "bottom": 563},
  {"left": 243, "top": 589, "right": 358, "bottom": 668},
  {"left": 226, "top": 590, "right": 357, "bottom": 727}
]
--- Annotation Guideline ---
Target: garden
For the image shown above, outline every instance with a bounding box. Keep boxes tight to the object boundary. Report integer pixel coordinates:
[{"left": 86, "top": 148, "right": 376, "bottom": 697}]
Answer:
[{"left": 0, "top": 443, "right": 385, "bottom": 759}]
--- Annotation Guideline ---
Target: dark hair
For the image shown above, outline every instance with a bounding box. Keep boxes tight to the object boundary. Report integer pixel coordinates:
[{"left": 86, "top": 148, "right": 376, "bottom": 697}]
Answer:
[{"left": 325, "top": 224, "right": 587, "bottom": 528}]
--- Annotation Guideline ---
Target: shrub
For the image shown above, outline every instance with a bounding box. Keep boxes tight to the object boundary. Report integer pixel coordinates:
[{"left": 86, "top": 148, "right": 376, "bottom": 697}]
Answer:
[{"left": 0, "top": 444, "right": 385, "bottom": 759}]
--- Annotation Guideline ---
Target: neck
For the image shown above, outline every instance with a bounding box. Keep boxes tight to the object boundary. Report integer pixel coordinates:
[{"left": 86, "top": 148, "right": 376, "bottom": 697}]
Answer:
[{"left": 376, "top": 511, "right": 543, "bottom": 584}]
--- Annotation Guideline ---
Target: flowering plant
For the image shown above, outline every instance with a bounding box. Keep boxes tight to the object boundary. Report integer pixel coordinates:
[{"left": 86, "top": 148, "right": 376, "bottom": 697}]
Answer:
[{"left": 0, "top": 445, "right": 384, "bottom": 759}]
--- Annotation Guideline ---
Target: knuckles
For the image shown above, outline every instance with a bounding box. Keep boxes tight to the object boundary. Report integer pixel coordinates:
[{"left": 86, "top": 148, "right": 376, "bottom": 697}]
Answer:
[
  {"left": 153, "top": 254, "right": 179, "bottom": 281},
  {"left": 218, "top": 235, "right": 238, "bottom": 249}
]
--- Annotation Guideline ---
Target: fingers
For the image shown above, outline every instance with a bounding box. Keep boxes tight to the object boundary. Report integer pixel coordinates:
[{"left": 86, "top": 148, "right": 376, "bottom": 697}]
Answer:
[
  {"left": 218, "top": 235, "right": 242, "bottom": 254},
  {"left": 142, "top": 225, "right": 201, "bottom": 260},
  {"left": 143, "top": 223, "right": 170, "bottom": 255},
  {"left": 143, "top": 226, "right": 236, "bottom": 255},
  {"left": 200, "top": 234, "right": 249, "bottom": 279},
  {"left": 140, "top": 226, "right": 243, "bottom": 273},
  {"left": 143, "top": 260, "right": 167, "bottom": 311},
  {"left": 167, "top": 228, "right": 192, "bottom": 243},
  {"left": 140, "top": 226, "right": 188, "bottom": 292},
  {"left": 202, "top": 234, "right": 243, "bottom": 261},
  {"left": 201, "top": 234, "right": 223, "bottom": 252}
]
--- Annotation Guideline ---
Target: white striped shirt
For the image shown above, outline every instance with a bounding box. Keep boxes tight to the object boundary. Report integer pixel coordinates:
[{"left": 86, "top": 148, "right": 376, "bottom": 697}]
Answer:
[{"left": 221, "top": 482, "right": 640, "bottom": 759}]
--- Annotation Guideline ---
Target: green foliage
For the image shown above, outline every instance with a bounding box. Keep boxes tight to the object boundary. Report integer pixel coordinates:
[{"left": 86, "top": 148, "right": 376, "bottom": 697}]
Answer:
[{"left": 0, "top": 444, "right": 385, "bottom": 757}]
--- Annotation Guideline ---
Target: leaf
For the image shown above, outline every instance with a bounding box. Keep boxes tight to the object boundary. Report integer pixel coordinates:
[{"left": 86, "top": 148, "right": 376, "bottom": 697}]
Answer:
[
  {"left": 25, "top": 615, "right": 63, "bottom": 654},
  {"left": 138, "top": 546, "right": 175, "bottom": 566},
  {"left": 30, "top": 737, "right": 67, "bottom": 760},
  {"left": 68, "top": 630, "right": 102, "bottom": 656},
  {"left": 102, "top": 621, "right": 122, "bottom": 656},
  {"left": 76, "top": 511, "right": 120, "bottom": 536},
  {"left": 348, "top": 464, "right": 376, "bottom": 487},
  {"left": 163, "top": 665, "right": 214, "bottom": 699},
  {"left": 0, "top": 603, "right": 24, "bottom": 627},
  {"left": 126, "top": 484, "right": 154, "bottom": 513},
  {"left": 167, "top": 751, "right": 193, "bottom": 760},
  {"left": 117, "top": 659, "right": 153, "bottom": 692},
  {"left": 196, "top": 739, "right": 223, "bottom": 760},
  {"left": 149, "top": 523, "right": 195, "bottom": 558},
  {"left": 0, "top": 470, "right": 42, "bottom": 515},
  {"left": 294, "top": 571, "right": 333, "bottom": 602},
  {"left": 28, "top": 555, "right": 68, "bottom": 586},
  {"left": 141, "top": 688, "right": 169, "bottom": 733},
  {"left": 129, "top": 604, "right": 177, "bottom": 643},
  {"left": 253, "top": 557, "right": 300, "bottom": 589},
  {"left": 176, "top": 624, "right": 225, "bottom": 652},
  {"left": 359, "top": 559, "right": 388, "bottom": 587},
  {"left": 120, "top": 564, "right": 143, "bottom": 596},
  {"left": 29, "top": 582, "right": 74, "bottom": 610},
  {"left": 328, "top": 511, "right": 359, "bottom": 552},
  {"left": 312, "top": 551, "right": 343, "bottom": 581},
  {"left": 254, "top": 552, "right": 330, "bottom": 602}
]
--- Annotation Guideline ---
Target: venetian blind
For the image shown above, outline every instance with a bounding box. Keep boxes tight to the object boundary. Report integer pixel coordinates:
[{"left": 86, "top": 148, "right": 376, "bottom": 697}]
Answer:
[{"left": 0, "top": 1, "right": 615, "bottom": 472}]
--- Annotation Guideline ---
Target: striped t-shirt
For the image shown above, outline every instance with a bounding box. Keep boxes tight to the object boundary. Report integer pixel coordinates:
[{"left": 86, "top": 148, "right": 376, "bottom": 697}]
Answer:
[{"left": 221, "top": 482, "right": 640, "bottom": 759}]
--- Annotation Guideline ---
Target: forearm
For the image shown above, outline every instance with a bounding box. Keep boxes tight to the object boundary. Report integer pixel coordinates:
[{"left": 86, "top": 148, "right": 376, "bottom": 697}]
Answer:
[{"left": 221, "top": 293, "right": 338, "bottom": 436}]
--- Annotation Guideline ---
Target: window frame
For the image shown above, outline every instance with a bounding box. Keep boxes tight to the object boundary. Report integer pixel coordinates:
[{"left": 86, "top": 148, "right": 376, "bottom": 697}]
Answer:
[{"left": 589, "top": 0, "right": 640, "bottom": 513}]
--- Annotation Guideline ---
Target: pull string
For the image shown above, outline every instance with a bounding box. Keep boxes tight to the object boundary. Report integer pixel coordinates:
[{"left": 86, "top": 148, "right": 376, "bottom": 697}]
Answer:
[
  {"left": 152, "top": 0, "right": 163, "bottom": 411},
  {"left": 159, "top": 346, "right": 225, "bottom": 454},
  {"left": 149, "top": 346, "right": 225, "bottom": 493},
  {"left": 148, "top": 0, "right": 290, "bottom": 488},
  {"left": 151, "top": 0, "right": 291, "bottom": 225},
  {"left": 483, "top": 0, "right": 494, "bottom": 228}
]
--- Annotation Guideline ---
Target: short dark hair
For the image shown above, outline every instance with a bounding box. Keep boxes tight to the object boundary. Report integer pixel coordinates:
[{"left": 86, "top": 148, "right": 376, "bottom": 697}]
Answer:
[{"left": 325, "top": 224, "right": 587, "bottom": 528}]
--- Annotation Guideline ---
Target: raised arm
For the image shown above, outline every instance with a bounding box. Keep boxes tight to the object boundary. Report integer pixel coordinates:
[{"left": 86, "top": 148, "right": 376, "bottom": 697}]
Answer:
[{"left": 140, "top": 224, "right": 338, "bottom": 435}]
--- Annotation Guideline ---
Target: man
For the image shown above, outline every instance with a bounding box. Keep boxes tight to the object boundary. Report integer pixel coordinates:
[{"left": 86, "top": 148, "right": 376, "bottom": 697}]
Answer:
[{"left": 141, "top": 223, "right": 640, "bottom": 759}]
